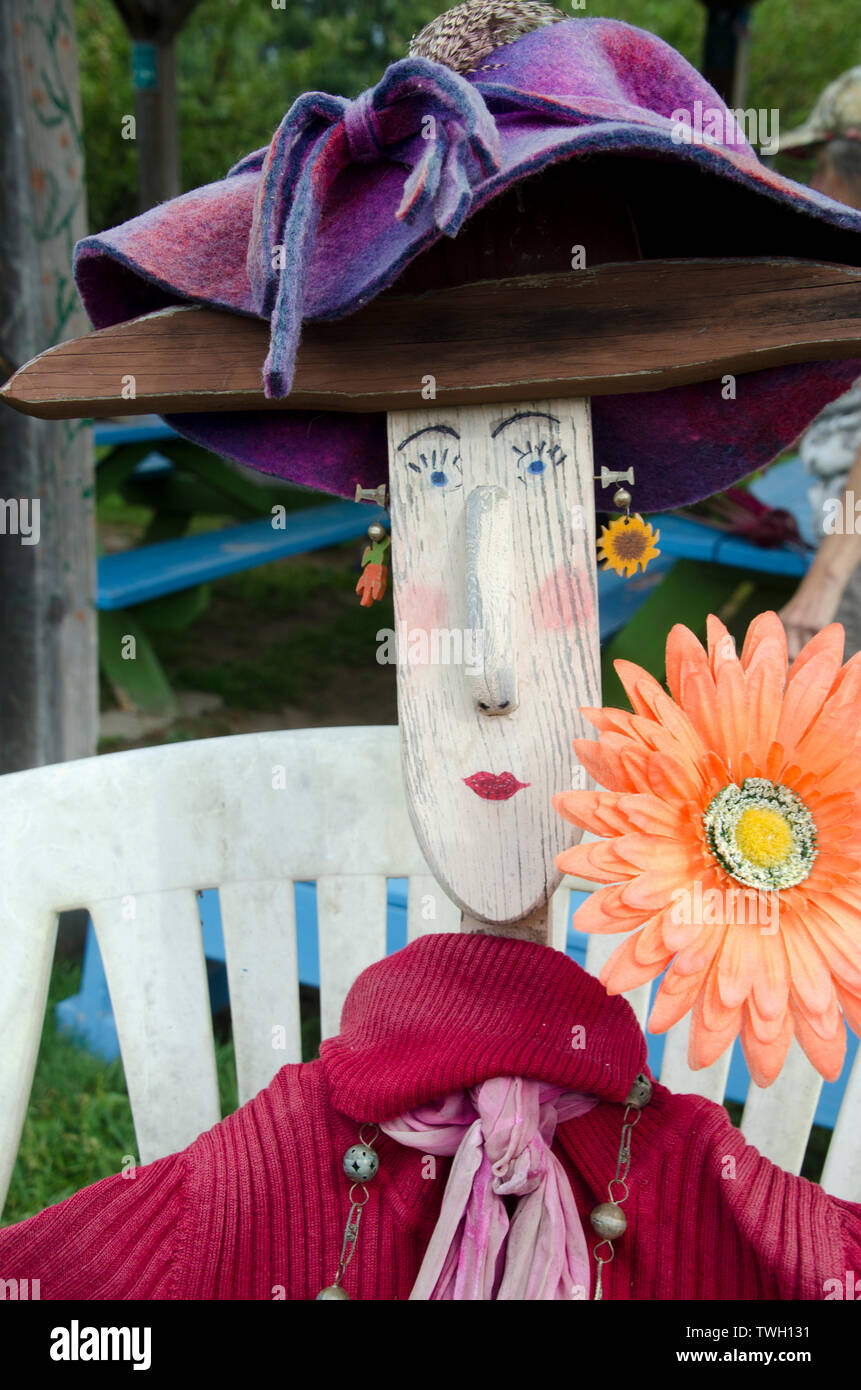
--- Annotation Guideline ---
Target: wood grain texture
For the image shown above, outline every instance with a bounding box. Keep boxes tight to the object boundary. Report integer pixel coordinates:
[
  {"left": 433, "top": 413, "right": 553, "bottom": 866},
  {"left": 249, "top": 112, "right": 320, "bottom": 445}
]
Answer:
[
  {"left": 388, "top": 398, "right": 600, "bottom": 932},
  {"left": 4, "top": 258, "right": 861, "bottom": 419}
]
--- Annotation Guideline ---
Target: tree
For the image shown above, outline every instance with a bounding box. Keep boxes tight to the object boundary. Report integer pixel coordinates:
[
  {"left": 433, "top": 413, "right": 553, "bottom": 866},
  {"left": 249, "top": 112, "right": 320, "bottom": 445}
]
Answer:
[{"left": 0, "top": 0, "right": 97, "bottom": 772}]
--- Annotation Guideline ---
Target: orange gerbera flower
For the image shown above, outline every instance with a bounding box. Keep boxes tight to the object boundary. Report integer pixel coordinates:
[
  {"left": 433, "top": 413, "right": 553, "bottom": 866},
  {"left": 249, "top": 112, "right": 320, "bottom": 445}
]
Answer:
[{"left": 552, "top": 613, "right": 861, "bottom": 1086}]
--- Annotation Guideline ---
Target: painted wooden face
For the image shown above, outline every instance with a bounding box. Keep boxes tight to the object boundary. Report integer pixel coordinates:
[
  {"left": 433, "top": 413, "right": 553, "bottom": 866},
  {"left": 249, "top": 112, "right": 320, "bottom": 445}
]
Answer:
[{"left": 387, "top": 399, "right": 600, "bottom": 925}]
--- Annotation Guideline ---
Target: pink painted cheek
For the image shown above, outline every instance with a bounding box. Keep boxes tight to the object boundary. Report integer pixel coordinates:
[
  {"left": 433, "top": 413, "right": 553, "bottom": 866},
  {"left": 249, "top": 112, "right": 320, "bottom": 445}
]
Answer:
[
  {"left": 532, "top": 564, "right": 595, "bottom": 632},
  {"left": 393, "top": 579, "right": 448, "bottom": 631}
]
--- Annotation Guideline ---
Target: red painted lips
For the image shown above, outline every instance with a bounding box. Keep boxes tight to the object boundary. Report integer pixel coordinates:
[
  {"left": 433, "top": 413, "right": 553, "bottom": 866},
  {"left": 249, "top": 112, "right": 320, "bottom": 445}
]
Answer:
[{"left": 463, "top": 772, "right": 530, "bottom": 801}]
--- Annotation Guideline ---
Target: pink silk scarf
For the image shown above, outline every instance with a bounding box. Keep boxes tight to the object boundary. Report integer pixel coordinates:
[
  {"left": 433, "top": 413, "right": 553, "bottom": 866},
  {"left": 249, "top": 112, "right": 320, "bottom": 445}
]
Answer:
[{"left": 380, "top": 1076, "right": 598, "bottom": 1300}]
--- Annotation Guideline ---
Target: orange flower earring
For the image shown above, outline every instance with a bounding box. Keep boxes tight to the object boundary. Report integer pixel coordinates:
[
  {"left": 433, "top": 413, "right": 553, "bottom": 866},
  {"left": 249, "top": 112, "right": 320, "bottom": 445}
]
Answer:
[
  {"left": 595, "top": 466, "right": 661, "bottom": 578},
  {"left": 355, "top": 484, "right": 390, "bottom": 607}
]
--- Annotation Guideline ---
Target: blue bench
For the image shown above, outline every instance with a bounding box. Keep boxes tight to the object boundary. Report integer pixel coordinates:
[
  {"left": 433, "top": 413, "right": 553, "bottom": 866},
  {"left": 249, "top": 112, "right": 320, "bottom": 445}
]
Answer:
[{"left": 97, "top": 499, "right": 386, "bottom": 609}]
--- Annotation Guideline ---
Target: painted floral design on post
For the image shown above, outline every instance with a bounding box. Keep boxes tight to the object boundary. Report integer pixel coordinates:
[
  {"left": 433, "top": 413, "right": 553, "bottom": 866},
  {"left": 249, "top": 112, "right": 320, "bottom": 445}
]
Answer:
[{"left": 553, "top": 612, "right": 861, "bottom": 1086}]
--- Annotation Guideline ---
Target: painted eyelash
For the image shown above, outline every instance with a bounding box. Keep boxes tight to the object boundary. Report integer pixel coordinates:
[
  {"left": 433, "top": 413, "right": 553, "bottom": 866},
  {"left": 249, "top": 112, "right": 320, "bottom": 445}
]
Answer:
[
  {"left": 512, "top": 439, "right": 567, "bottom": 480},
  {"left": 406, "top": 446, "right": 463, "bottom": 487}
]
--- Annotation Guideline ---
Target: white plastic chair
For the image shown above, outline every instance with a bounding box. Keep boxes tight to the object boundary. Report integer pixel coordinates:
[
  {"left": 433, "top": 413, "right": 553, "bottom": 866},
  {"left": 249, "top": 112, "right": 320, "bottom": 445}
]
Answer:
[{"left": 1, "top": 725, "right": 858, "bottom": 1222}]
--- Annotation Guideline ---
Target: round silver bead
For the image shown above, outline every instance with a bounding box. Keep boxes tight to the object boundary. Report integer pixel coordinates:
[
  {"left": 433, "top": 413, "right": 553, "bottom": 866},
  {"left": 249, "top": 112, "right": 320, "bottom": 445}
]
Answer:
[
  {"left": 316, "top": 1285, "right": 351, "bottom": 1300},
  {"left": 590, "top": 1202, "right": 628, "bottom": 1240},
  {"left": 367, "top": 522, "right": 386, "bottom": 542},
  {"left": 343, "top": 1143, "right": 379, "bottom": 1182},
  {"left": 612, "top": 486, "right": 632, "bottom": 510},
  {"left": 625, "top": 1073, "right": 653, "bottom": 1110}
]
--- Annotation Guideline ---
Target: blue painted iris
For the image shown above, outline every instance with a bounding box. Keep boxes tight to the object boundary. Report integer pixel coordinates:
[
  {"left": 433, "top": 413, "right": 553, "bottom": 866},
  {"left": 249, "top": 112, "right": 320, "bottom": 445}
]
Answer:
[
  {"left": 512, "top": 439, "right": 566, "bottom": 482},
  {"left": 407, "top": 446, "right": 463, "bottom": 492}
]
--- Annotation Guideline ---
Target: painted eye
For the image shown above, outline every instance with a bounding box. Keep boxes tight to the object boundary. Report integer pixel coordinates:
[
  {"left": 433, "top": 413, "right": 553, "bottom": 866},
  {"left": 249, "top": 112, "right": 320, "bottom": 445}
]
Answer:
[
  {"left": 512, "top": 439, "right": 566, "bottom": 482},
  {"left": 406, "top": 446, "right": 463, "bottom": 492}
]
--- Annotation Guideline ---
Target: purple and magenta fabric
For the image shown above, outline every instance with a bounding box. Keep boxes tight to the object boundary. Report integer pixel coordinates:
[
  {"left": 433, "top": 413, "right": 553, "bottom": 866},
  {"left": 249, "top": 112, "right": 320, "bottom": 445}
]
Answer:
[{"left": 73, "top": 17, "right": 861, "bottom": 511}]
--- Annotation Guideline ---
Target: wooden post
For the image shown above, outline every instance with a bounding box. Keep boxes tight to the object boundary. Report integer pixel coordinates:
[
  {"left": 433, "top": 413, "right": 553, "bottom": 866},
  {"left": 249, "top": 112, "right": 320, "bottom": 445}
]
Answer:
[
  {"left": 699, "top": 0, "right": 758, "bottom": 109},
  {"left": 0, "top": 1, "right": 97, "bottom": 774},
  {"left": 110, "top": 1, "right": 202, "bottom": 211}
]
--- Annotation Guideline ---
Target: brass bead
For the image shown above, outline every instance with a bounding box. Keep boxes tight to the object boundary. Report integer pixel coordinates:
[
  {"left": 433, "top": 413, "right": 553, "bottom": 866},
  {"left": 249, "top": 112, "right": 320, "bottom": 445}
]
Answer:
[
  {"left": 590, "top": 1202, "right": 628, "bottom": 1240},
  {"left": 612, "top": 486, "right": 632, "bottom": 510},
  {"left": 625, "top": 1073, "right": 653, "bottom": 1109},
  {"left": 316, "top": 1285, "right": 351, "bottom": 1300},
  {"left": 367, "top": 522, "right": 386, "bottom": 542}
]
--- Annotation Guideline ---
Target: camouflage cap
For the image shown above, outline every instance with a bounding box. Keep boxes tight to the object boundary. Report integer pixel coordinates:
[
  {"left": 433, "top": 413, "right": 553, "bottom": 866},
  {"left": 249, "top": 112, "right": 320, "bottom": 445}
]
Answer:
[{"left": 777, "top": 65, "right": 861, "bottom": 154}]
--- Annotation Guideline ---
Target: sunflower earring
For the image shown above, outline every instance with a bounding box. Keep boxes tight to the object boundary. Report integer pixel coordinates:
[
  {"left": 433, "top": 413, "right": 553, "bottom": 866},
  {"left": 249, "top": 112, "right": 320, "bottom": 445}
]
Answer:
[
  {"left": 595, "top": 467, "right": 661, "bottom": 578},
  {"left": 355, "top": 484, "right": 391, "bottom": 607}
]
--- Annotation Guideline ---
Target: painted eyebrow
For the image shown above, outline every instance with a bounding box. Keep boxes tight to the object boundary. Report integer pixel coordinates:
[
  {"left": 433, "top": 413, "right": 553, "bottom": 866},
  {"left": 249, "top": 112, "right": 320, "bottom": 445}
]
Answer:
[
  {"left": 491, "top": 411, "right": 561, "bottom": 439},
  {"left": 398, "top": 424, "right": 461, "bottom": 450}
]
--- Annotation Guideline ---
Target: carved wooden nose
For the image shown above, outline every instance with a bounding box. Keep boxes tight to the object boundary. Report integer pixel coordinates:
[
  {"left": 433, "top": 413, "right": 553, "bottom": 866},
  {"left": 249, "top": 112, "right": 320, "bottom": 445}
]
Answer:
[{"left": 465, "top": 485, "right": 518, "bottom": 716}]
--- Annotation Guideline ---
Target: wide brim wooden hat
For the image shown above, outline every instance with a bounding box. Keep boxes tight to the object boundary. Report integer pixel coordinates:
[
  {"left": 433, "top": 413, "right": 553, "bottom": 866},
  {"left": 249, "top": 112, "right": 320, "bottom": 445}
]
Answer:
[{"left": 9, "top": 2, "right": 861, "bottom": 510}]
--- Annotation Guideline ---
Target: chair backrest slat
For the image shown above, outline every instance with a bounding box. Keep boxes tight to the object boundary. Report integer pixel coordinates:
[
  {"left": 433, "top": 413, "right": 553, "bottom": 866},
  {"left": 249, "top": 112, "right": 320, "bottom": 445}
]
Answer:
[
  {"left": 820, "top": 1048, "right": 861, "bottom": 1199},
  {"left": 0, "top": 903, "right": 58, "bottom": 1215},
  {"left": 218, "top": 879, "right": 302, "bottom": 1104},
  {"left": 659, "top": 1030, "right": 733, "bottom": 1104},
  {"left": 739, "top": 1040, "right": 823, "bottom": 1174},
  {"left": 584, "top": 933, "right": 651, "bottom": 1030},
  {"left": 407, "top": 874, "right": 460, "bottom": 941},
  {"left": 317, "top": 874, "right": 388, "bottom": 1042},
  {"left": 90, "top": 891, "right": 221, "bottom": 1165}
]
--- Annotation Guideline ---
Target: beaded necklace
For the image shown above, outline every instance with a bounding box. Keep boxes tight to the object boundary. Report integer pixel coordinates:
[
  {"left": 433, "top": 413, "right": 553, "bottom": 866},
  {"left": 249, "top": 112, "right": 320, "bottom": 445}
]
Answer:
[{"left": 316, "top": 1073, "right": 652, "bottom": 1300}]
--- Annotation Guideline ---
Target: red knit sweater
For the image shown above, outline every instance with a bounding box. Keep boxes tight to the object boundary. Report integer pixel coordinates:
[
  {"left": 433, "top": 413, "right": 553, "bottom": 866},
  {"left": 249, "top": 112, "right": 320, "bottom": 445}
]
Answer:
[{"left": 1, "top": 933, "right": 858, "bottom": 1300}]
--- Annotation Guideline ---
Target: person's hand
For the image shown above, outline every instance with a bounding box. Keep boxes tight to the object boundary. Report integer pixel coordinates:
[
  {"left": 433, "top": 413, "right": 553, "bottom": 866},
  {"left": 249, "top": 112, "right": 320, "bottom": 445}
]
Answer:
[{"left": 778, "top": 571, "right": 846, "bottom": 660}]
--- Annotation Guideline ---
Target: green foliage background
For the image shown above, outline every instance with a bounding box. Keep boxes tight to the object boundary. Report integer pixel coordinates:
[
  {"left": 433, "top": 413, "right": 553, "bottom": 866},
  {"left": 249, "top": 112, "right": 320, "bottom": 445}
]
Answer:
[{"left": 75, "top": 0, "right": 861, "bottom": 235}]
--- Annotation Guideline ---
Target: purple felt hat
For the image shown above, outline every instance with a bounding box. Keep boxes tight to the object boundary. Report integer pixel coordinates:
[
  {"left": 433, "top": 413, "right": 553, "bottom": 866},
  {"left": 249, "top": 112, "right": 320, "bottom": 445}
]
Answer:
[{"left": 73, "top": 7, "right": 861, "bottom": 512}]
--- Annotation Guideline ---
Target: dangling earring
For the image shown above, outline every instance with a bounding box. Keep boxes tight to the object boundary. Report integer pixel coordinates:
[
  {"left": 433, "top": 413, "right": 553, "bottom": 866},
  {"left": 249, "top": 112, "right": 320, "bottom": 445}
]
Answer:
[
  {"left": 594, "top": 467, "right": 661, "bottom": 578},
  {"left": 355, "top": 484, "right": 391, "bottom": 607}
]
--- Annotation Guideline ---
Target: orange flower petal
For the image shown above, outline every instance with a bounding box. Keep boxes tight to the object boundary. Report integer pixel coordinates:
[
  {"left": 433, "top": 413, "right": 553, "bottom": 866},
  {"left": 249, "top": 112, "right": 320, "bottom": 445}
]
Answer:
[
  {"left": 790, "top": 994, "right": 846, "bottom": 1080},
  {"left": 701, "top": 956, "right": 744, "bottom": 1030},
  {"left": 633, "top": 912, "right": 677, "bottom": 966},
  {"left": 569, "top": 884, "right": 645, "bottom": 934},
  {"left": 689, "top": 996, "right": 742, "bottom": 1070},
  {"left": 571, "top": 737, "right": 641, "bottom": 794},
  {"left": 644, "top": 750, "right": 703, "bottom": 804},
  {"left": 618, "top": 868, "right": 698, "bottom": 913},
  {"left": 648, "top": 970, "right": 705, "bottom": 1032},
  {"left": 835, "top": 984, "right": 861, "bottom": 1036},
  {"left": 714, "top": 658, "right": 749, "bottom": 777},
  {"left": 740, "top": 1005, "right": 794, "bottom": 1086},
  {"left": 750, "top": 930, "right": 790, "bottom": 1022},
  {"left": 781, "top": 909, "right": 837, "bottom": 1017},
  {"left": 599, "top": 933, "right": 670, "bottom": 993},
  {"left": 672, "top": 922, "right": 727, "bottom": 979},
  {"left": 786, "top": 622, "right": 844, "bottom": 691},
  {"left": 739, "top": 611, "right": 787, "bottom": 677},
  {"left": 776, "top": 648, "right": 848, "bottom": 750},
  {"left": 716, "top": 923, "right": 762, "bottom": 1009},
  {"left": 665, "top": 622, "right": 710, "bottom": 703},
  {"left": 555, "top": 841, "right": 635, "bottom": 883},
  {"left": 552, "top": 791, "right": 628, "bottom": 836},
  {"left": 616, "top": 793, "right": 687, "bottom": 835},
  {"left": 609, "top": 833, "right": 704, "bottom": 875}
]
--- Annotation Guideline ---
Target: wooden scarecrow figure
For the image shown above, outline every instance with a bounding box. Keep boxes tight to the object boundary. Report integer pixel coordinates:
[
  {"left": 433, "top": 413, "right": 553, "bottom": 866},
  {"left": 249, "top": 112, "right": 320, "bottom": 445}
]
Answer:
[{"left": 3, "top": 2, "right": 861, "bottom": 1301}]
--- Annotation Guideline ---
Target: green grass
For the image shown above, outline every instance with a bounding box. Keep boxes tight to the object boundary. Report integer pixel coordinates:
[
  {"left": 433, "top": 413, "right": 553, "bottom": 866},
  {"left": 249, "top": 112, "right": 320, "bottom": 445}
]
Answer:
[
  {"left": 146, "top": 548, "right": 395, "bottom": 711},
  {"left": 2, "top": 952, "right": 321, "bottom": 1229}
]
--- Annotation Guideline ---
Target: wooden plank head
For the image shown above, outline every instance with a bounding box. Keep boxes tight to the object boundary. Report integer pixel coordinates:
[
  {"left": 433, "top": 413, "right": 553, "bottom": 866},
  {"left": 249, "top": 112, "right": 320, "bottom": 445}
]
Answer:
[{"left": 387, "top": 398, "right": 600, "bottom": 929}]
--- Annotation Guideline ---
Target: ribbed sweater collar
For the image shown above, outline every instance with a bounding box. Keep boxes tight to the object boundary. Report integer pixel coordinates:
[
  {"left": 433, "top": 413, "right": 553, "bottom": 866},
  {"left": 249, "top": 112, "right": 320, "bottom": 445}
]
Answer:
[{"left": 320, "top": 932, "right": 648, "bottom": 1122}]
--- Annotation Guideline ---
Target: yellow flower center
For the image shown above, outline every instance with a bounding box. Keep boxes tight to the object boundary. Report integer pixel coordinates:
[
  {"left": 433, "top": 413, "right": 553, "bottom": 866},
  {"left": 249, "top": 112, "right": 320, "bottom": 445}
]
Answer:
[
  {"left": 733, "top": 806, "right": 795, "bottom": 869},
  {"left": 703, "top": 777, "right": 817, "bottom": 890}
]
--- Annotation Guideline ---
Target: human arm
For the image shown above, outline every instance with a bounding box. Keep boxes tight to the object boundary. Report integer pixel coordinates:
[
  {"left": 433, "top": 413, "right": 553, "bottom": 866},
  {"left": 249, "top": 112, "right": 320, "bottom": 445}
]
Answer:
[{"left": 779, "top": 436, "right": 861, "bottom": 659}]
